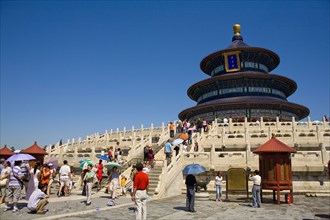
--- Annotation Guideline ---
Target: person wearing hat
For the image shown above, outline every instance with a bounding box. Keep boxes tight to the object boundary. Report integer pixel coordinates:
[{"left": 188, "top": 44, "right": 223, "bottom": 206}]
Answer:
[{"left": 47, "top": 163, "right": 56, "bottom": 197}]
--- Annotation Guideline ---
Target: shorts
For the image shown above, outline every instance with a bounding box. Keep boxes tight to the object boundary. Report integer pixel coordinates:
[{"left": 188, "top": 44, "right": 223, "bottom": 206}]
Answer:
[
  {"left": 60, "top": 176, "right": 70, "bottom": 187},
  {"left": 5, "top": 185, "right": 21, "bottom": 203}
]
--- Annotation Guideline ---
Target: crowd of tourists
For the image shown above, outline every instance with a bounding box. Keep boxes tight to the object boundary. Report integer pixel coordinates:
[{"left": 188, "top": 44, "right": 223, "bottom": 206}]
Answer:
[
  {"left": 0, "top": 119, "right": 266, "bottom": 219},
  {"left": 0, "top": 159, "right": 56, "bottom": 214},
  {"left": 0, "top": 156, "right": 80, "bottom": 214}
]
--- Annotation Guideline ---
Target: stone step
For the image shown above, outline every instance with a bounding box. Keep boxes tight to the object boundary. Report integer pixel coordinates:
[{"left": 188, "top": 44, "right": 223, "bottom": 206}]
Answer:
[
  {"left": 148, "top": 181, "right": 159, "bottom": 185},
  {"left": 149, "top": 171, "right": 162, "bottom": 175},
  {"left": 148, "top": 175, "right": 161, "bottom": 180},
  {"left": 149, "top": 169, "right": 162, "bottom": 172},
  {"left": 149, "top": 184, "right": 158, "bottom": 188}
]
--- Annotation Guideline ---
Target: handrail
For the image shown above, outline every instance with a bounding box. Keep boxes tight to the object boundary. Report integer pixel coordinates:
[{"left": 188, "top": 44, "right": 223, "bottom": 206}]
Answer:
[{"left": 154, "top": 152, "right": 184, "bottom": 199}]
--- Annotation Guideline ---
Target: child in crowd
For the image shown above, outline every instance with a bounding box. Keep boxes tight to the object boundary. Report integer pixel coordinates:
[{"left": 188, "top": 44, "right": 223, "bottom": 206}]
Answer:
[
  {"left": 121, "top": 175, "right": 127, "bottom": 196},
  {"left": 68, "top": 170, "right": 75, "bottom": 195}
]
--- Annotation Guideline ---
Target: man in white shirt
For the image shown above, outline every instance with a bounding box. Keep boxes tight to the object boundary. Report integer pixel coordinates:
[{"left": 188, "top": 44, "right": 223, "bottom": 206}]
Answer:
[
  {"left": 27, "top": 188, "right": 48, "bottom": 214},
  {"left": 58, "top": 160, "right": 71, "bottom": 197},
  {"left": 249, "top": 170, "right": 261, "bottom": 208}
]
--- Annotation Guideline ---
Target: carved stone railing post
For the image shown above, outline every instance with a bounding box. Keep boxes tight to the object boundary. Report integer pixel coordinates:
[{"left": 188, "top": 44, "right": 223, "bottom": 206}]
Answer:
[
  {"left": 172, "top": 152, "right": 176, "bottom": 166},
  {"left": 149, "top": 131, "right": 152, "bottom": 145},
  {"left": 116, "top": 128, "right": 120, "bottom": 139},
  {"left": 210, "top": 144, "right": 216, "bottom": 168},
  {"left": 91, "top": 145, "right": 96, "bottom": 159},
  {"left": 320, "top": 143, "right": 327, "bottom": 165},
  {"left": 132, "top": 131, "right": 136, "bottom": 147},
  {"left": 105, "top": 130, "right": 109, "bottom": 143},
  {"left": 118, "top": 132, "right": 122, "bottom": 143},
  {"left": 74, "top": 144, "right": 78, "bottom": 163},
  {"left": 322, "top": 116, "right": 327, "bottom": 129},
  {"left": 222, "top": 127, "right": 225, "bottom": 145},
  {"left": 161, "top": 122, "right": 165, "bottom": 133},
  {"left": 213, "top": 118, "right": 218, "bottom": 128},
  {"left": 140, "top": 124, "right": 144, "bottom": 136},
  {"left": 246, "top": 143, "right": 251, "bottom": 165},
  {"left": 244, "top": 127, "right": 248, "bottom": 143},
  {"left": 316, "top": 125, "right": 321, "bottom": 142},
  {"left": 229, "top": 117, "right": 233, "bottom": 130},
  {"left": 95, "top": 133, "right": 99, "bottom": 142},
  {"left": 260, "top": 117, "right": 264, "bottom": 130},
  {"left": 59, "top": 146, "right": 63, "bottom": 163},
  {"left": 46, "top": 144, "right": 51, "bottom": 154},
  {"left": 276, "top": 116, "right": 280, "bottom": 129},
  {"left": 150, "top": 123, "right": 154, "bottom": 135},
  {"left": 307, "top": 116, "right": 311, "bottom": 129}
]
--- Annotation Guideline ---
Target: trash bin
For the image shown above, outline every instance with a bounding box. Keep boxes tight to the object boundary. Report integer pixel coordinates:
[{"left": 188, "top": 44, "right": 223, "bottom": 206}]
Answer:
[{"left": 285, "top": 193, "right": 292, "bottom": 204}]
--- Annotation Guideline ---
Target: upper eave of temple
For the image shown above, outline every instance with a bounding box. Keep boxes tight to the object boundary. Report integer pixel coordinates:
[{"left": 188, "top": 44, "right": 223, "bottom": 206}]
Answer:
[
  {"left": 200, "top": 47, "right": 280, "bottom": 75},
  {"left": 200, "top": 24, "right": 280, "bottom": 75}
]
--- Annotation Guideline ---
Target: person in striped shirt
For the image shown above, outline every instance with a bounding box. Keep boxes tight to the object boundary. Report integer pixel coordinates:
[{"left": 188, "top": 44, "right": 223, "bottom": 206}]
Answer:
[
  {"left": 27, "top": 188, "right": 48, "bottom": 214},
  {"left": 4, "top": 160, "right": 23, "bottom": 212}
]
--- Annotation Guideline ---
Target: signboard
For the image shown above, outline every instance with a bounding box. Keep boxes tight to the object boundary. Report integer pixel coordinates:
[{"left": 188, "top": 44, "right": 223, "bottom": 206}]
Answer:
[
  {"left": 227, "top": 168, "right": 247, "bottom": 191},
  {"left": 226, "top": 168, "right": 249, "bottom": 200},
  {"left": 224, "top": 51, "right": 241, "bottom": 72}
]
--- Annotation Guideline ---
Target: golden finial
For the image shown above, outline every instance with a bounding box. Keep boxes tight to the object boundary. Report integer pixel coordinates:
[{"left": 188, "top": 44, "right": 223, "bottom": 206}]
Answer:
[{"left": 233, "top": 24, "right": 241, "bottom": 36}]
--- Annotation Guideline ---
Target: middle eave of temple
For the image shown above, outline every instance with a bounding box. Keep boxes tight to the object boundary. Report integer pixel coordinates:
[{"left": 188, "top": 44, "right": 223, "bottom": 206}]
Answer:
[{"left": 187, "top": 72, "right": 297, "bottom": 101}]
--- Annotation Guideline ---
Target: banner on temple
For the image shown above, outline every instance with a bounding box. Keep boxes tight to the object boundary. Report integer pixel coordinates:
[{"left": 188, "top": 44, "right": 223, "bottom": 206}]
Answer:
[{"left": 224, "top": 51, "right": 241, "bottom": 72}]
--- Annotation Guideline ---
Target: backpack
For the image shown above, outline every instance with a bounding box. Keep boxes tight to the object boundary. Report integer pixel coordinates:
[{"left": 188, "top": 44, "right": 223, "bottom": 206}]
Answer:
[
  {"left": 22, "top": 172, "right": 31, "bottom": 182},
  {"left": 52, "top": 170, "right": 56, "bottom": 178}
]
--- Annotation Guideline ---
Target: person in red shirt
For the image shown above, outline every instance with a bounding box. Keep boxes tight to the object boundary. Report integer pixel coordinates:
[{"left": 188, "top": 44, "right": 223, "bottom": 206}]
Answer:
[
  {"left": 97, "top": 160, "right": 103, "bottom": 191},
  {"left": 131, "top": 163, "right": 149, "bottom": 220}
]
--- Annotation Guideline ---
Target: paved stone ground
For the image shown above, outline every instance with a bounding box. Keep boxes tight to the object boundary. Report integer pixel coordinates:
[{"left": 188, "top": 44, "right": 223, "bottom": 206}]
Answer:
[{"left": 0, "top": 188, "right": 329, "bottom": 220}]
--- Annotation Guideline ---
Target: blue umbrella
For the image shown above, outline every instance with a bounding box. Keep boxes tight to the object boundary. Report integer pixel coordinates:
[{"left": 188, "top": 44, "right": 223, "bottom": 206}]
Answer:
[
  {"left": 183, "top": 164, "right": 206, "bottom": 175},
  {"left": 96, "top": 154, "right": 110, "bottom": 161}
]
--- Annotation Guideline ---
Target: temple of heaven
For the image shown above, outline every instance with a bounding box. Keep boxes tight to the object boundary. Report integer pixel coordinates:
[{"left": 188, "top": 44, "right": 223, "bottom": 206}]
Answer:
[{"left": 178, "top": 24, "right": 309, "bottom": 123}]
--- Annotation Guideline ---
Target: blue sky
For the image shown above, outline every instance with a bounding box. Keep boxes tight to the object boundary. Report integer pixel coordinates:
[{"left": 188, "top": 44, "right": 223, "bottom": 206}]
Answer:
[{"left": 1, "top": 0, "right": 329, "bottom": 149}]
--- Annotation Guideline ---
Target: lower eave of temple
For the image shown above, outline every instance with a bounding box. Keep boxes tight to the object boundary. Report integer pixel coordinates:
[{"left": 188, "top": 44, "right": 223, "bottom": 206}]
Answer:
[{"left": 178, "top": 96, "right": 309, "bottom": 121}]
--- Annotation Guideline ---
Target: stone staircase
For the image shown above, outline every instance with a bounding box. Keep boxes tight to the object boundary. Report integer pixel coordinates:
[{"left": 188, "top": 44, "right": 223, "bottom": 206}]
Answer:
[
  {"left": 119, "top": 142, "right": 168, "bottom": 197},
  {"left": 148, "top": 164, "right": 163, "bottom": 196}
]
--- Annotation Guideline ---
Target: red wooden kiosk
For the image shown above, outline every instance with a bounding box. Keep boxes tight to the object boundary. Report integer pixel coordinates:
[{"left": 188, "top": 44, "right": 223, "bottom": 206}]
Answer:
[
  {"left": 253, "top": 135, "right": 296, "bottom": 205},
  {"left": 21, "top": 141, "right": 48, "bottom": 165}
]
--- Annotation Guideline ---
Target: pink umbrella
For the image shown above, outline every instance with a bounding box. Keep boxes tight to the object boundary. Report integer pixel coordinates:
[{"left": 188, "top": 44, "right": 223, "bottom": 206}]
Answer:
[{"left": 45, "top": 158, "right": 58, "bottom": 169}]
